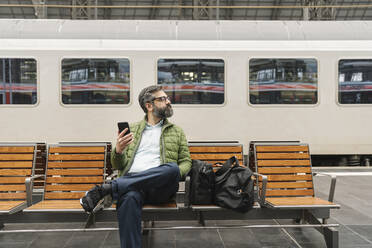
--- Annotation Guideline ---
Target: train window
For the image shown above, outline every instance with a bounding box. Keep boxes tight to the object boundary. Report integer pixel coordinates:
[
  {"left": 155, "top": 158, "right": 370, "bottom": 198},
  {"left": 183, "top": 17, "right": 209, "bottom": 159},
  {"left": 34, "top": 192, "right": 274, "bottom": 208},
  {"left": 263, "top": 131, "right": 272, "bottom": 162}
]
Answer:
[
  {"left": 157, "top": 59, "right": 224, "bottom": 104},
  {"left": 61, "top": 58, "right": 130, "bottom": 104},
  {"left": 339, "top": 59, "right": 372, "bottom": 104},
  {"left": 0, "top": 58, "right": 37, "bottom": 105},
  {"left": 249, "top": 59, "right": 318, "bottom": 104}
]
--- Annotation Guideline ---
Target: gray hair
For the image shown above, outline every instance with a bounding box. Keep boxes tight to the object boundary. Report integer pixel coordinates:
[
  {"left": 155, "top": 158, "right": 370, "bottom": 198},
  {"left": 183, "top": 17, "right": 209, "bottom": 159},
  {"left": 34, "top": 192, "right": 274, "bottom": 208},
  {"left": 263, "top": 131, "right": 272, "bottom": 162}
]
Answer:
[{"left": 138, "top": 85, "right": 163, "bottom": 113}]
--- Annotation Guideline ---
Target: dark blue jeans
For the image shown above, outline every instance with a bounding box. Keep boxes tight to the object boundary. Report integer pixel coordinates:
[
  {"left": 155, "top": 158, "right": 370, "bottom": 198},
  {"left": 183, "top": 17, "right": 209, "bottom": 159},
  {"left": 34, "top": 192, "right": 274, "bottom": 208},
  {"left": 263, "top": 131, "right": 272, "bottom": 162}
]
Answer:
[{"left": 111, "top": 163, "right": 180, "bottom": 248}]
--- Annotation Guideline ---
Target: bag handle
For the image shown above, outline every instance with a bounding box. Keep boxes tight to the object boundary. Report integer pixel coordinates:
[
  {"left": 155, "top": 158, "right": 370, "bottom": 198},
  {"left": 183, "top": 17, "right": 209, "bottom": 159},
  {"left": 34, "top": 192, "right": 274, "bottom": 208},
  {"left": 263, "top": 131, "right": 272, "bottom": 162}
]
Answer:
[{"left": 215, "top": 156, "right": 239, "bottom": 176}]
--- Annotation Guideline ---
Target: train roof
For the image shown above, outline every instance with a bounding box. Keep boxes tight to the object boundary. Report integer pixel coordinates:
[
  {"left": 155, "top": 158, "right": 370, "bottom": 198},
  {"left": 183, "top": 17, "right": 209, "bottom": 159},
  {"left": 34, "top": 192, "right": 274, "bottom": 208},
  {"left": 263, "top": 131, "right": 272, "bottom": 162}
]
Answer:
[{"left": 1, "top": 19, "right": 372, "bottom": 41}]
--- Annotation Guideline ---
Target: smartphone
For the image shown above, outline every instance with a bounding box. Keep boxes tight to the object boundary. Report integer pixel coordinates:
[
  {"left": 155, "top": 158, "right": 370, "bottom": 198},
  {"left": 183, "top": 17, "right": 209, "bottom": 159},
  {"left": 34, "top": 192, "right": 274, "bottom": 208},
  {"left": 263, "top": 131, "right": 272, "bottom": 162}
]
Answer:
[{"left": 117, "top": 122, "right": 130, "bottom": 136}]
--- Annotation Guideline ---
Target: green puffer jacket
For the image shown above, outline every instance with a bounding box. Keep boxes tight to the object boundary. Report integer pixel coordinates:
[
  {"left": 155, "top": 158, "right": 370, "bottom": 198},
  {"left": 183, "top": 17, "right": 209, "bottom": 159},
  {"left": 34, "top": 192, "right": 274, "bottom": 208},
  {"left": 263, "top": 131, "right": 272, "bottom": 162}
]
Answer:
[{"left": 111, "top": 118, "right": 192, "bottom": 178}]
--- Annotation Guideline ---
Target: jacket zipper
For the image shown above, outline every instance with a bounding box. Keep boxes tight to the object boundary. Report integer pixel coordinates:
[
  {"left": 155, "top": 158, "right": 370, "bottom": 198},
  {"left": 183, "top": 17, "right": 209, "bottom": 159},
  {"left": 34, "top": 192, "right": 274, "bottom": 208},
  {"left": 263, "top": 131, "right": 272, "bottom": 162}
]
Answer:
[
  {"left": 161, "top": 122, "right": 171, "bottom": 164},
  {"left": 161, "top": 133, "right": 165, "bottom": 163}
]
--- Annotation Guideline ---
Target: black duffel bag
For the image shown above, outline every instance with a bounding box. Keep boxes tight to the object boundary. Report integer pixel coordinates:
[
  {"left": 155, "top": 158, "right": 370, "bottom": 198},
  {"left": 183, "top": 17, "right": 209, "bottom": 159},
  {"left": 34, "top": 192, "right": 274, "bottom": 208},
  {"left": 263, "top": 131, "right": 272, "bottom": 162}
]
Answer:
[
  {"left": 189, "top": 159, "right": 215, "bottom": 204},
  {"left": 214, "top": 156, "right": 254, "bottom": 212}
]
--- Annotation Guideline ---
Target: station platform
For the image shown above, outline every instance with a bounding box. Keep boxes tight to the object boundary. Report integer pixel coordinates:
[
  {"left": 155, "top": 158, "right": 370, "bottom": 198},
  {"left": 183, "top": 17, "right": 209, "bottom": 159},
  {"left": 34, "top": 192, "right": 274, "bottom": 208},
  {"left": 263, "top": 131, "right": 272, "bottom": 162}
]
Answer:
[{"left": 0, "top": 167, "right": 371, "bottom": 248}]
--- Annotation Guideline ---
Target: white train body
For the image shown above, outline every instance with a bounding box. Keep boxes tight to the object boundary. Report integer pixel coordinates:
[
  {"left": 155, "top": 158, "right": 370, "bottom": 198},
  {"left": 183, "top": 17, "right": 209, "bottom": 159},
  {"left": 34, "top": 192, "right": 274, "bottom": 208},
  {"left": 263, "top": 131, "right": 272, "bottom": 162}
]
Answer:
[{"left": 1, "top": 20, "right": 372, "bottom": 155}]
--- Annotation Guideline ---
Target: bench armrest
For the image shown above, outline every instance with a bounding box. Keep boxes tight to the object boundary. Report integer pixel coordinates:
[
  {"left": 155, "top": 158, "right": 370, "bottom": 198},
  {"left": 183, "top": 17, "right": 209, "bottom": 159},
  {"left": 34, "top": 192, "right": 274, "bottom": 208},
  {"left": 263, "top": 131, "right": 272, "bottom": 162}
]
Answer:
[
  {"left": 25, "top": 175, "right": 46, "bottom": 207},
  {"left": 252, "top": 172, "right": 267, "bottom": 206},
  {"left": 313, "top": 172, "right": 337, "bottom": 202}
]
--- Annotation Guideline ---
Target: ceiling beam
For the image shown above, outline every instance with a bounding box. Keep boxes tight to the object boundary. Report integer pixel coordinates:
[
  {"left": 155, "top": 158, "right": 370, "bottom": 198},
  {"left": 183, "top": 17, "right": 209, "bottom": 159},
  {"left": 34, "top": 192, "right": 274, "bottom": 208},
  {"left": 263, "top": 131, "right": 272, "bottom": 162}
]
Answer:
[
  {"left": 103, "top": 0, "right": 112, "bottom": 19},
  {"left": 271, "top": 0, "right": 281, "bottom": 20},
  {"left": 31, "top": 0, "right": 47, "bottom": 18},
  {"left": 150, "top": 0, "right": 159, "bottom": 19},
  {"left": 303, "top": 0, "right": 336, "bottom": 20},
  {"left": 193, "top": 0, "right": 213, "bottom": 20},
  {"left": 178, "top": 0, "right": 184, "bottom": 19},
  {"left": 71, "top": 0, "right": 97, "bottom": 19}
]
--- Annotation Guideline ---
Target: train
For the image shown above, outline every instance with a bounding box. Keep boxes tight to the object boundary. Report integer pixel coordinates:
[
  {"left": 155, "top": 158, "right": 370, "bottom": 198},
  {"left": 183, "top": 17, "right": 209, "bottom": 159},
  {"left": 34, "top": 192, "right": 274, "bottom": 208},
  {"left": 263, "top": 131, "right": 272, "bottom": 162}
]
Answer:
[{"left": 1, "top": 19, "right": 372, "bottom": 165}]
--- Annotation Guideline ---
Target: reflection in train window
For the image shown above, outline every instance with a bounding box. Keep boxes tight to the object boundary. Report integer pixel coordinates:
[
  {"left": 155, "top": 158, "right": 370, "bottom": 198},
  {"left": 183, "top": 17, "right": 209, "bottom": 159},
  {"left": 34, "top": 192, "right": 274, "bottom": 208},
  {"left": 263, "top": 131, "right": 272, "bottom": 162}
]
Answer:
[
  {"left": 339, "top": 60, "right": 372, "bottom": 104},
  {"left": 157, "top": 59, "right": 224, "bottom": 104},
  {"left": 0, "top": 58, "right": 37, "bottom": 105},
  {"left": 249, "top": 59, "right": 318, "bottom": 104},
  {"left": 61, "top": 58, "right": 130, "bottom": 104}
]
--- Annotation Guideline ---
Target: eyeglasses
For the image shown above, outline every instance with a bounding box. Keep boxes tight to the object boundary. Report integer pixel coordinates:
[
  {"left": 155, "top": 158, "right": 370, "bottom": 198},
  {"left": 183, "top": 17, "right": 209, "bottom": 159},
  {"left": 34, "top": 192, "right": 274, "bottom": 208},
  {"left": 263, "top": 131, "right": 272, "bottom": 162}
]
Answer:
[{"left": 152, "top": 96, "right": 171, "bottom": 102}]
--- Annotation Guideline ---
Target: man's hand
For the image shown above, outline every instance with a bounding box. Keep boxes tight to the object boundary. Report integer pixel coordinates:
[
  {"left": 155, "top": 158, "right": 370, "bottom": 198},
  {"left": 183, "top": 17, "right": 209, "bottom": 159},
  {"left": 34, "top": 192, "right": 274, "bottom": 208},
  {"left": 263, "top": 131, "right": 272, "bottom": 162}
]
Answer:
[{"left": 116, "top": 128, "right": 134, "bottom": 154}]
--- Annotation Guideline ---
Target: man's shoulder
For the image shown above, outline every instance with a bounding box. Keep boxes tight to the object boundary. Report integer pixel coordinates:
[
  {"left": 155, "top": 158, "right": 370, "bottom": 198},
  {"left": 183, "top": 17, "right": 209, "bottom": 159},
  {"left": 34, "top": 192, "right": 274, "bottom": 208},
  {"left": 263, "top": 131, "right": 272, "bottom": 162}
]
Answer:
[
  {"left": 166, "top": 122, "right": 186, "bottom": 135},
  {"left": 129, "top": 120, "right": 145, "bottom": 133},
  {"left": 130, "top": 120, "right": 145, "bottom": 129}
]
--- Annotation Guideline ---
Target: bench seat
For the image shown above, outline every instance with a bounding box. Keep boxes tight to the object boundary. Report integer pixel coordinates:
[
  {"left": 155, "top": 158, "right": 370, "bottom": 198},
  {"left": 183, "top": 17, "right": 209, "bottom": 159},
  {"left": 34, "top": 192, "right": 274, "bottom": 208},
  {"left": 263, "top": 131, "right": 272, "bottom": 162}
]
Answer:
[
  {"left": 25, "top": 200, "right": 83, "bottom": 211},
  {"left": 0, "top": 201, "right": 26, "bottom": 213},
  {"left": 265, "top": 197, "right": 339, "bottom": 209},
  {"left": 191, "top": 202, "right": 260, "bottom": 210},
  {"left": 109, "top": 201, "right": 178, "bottom": 211}
]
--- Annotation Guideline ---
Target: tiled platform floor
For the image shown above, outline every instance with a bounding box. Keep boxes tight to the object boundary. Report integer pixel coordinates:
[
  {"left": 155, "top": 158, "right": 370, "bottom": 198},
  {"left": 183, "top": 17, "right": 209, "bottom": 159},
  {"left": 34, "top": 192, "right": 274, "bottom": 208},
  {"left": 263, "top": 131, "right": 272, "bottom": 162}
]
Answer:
[{"left": 1, "top": 168, "right": 372, "bottom": 248}]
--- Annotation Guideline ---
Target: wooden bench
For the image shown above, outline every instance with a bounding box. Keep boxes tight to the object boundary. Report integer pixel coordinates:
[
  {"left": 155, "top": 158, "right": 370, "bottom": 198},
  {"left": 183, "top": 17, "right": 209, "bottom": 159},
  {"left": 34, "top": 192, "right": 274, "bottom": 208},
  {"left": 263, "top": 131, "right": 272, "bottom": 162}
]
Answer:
[
  {"left": 24, "top": 143, "right": 107, "bottom": 213},
  {"left": 252, "top": 142, "right": 340, "bottom": 247},
  {"left": 0, "top": 143, "right": 38, "bottom": 228},
  {"left": 1, "top": 141, "right": 340, "bottom": 248}
]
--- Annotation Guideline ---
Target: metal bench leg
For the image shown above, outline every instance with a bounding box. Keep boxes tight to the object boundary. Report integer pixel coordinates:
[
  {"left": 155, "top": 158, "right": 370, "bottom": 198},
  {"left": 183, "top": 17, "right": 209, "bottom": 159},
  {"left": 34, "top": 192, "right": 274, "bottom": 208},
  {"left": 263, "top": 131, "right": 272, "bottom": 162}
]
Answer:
[
  {"left": 324, "top": 227, "right": 339, "bottom": 248},
  {"left": 198, "top": 212, "right": 205, "bottom": 226},
  {"left": 305, "top": 211, "right": 339, "bottom": 248},
  {"left": 142, "top": 221, "right": 153, "bottom": 248},
  {"left": 142, "top": 221, "right": 151, "bottom": 235},
  {"left": 0, "top": 222, "right": 4, "bottom": 230}
]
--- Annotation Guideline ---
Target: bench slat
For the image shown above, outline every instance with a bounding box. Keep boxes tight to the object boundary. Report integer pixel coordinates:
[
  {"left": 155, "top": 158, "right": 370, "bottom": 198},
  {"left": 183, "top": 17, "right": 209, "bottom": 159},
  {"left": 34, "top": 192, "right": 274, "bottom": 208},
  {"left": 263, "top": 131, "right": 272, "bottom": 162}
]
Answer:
[
  {"left": 48, "top": 161, "right": 104, "bottom": 168},
  {"left": 256, "top": 153, "right": 309, "bottom": 159},
  {"left": 191, "top": 154, "right": 243, "bottom": 160},
  {"left": 46, "top": 177, "right": 103, "bottom": 184},
  {"left": 45, "top": 184, "right": 96, "bottom": 191},
  {"left": 49, "top": 147, "right": 105, "bottom": 153},
  {"left": 47, "top": 169, "right": 103, "bottom": 176},
  {"left": 0, "top": 169, "right": 32, "bottom": 176},
  {"left": 256, "top": 146, "right": 309, "bottom": 152},
  {"left": 257, "top": 160, "right": 311, "bottom": 166},
  {"left": 48, "top": 154, "right": 105, "bottom": 161},
  {"left": 260, "top": 175, "right": 313, "bottom": 181},
  {"left": 0, "top": 192, "right": 26, "bottom": 200},
  {"left": 0, "top": 161, "right": 33, "bottom": 168},
  {"left": 143, "top": 202, "right": 177, "bottom": 209},
  {"left": 0, "top": 201, "right": 25, "bottom": 211},
  {"left": 0, "top": 185, "right": 26, "bottom": 191},
  {"left": 0, "top": 177, "right": 26, "bottom": 183},
  {"left": 0, "top": 147, "right": 35, "bottom": 153},
  {"left": 258, "top": 167, "right": 311, "bottom": 174},
  {"left": 110, "top": 202, "right": 178, "bottom": 209},
  {"left": 192, "top": 160, "right": 244, "bottom": 165},
  {"left": 0, "top": 154, "right": 34, "bottom": 161},
  {"left": 266, "top": 189, "right": 314, "bottom": 197},
  {"left": 189, "top": 146, "right": 242, "bottom": 153},
  {"left": 44, "top": 192, "right": 85, "bottom": 199},
  {"left": 263, "top": 181, "right": 314, "bottom": 189},
  {"left": 266, "top": 197, "right": 334, "bottom": 206},
  {"left": 27, "top": 200, "right": 81, "bottom": 210}
]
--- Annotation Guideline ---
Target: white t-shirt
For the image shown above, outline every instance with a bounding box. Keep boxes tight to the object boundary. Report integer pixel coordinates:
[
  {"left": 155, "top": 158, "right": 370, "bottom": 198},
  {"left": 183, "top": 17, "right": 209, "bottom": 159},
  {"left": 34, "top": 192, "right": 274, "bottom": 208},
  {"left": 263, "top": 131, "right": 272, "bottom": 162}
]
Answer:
[{"left": 128, "top": 120, "right": 163, "bottom": 173}]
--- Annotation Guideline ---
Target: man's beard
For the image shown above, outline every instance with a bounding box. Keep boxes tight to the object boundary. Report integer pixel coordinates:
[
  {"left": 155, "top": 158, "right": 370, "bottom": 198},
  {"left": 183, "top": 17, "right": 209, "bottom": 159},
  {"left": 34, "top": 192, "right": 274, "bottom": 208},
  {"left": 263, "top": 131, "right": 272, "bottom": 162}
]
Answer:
[{"left": 153, "top": 103, "right": 173, "bottom": 119}]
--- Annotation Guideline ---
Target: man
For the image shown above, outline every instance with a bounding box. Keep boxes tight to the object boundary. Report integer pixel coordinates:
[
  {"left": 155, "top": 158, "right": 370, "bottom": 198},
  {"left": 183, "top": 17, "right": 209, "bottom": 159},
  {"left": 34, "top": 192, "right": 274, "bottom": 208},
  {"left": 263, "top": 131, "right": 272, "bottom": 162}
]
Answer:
[{"left": 80, "top": 85, "right": 192, "bottom": 248}]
